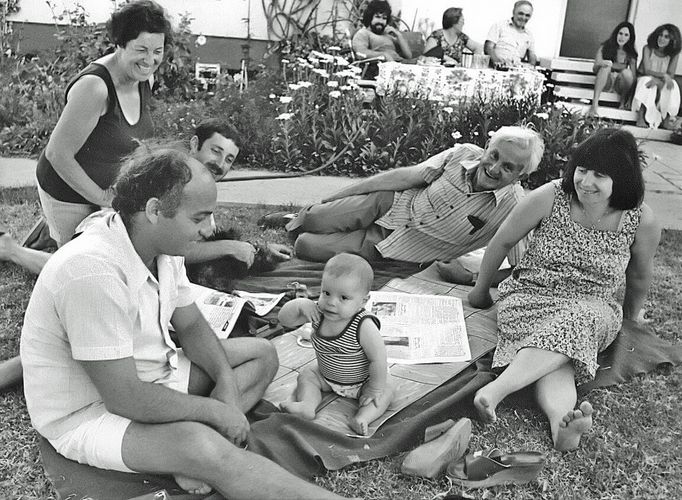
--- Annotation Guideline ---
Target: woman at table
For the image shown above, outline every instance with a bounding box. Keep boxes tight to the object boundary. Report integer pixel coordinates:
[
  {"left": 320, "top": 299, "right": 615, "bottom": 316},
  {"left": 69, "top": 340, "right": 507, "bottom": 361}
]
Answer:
[
  {"left": 468, "top": 128, "right": 660, "bottom": 451},
  {"left": 422, "top": 7, "right": 482, "bottom": 65},
  {"left": 632, "top": 23, "right": 681, "bottom": 129},
  {"left": 36, "top": 0, "right": 172, "bottom": 246},
  {"left": 588, "top": 21, "right": 638, "bottom": 117}
]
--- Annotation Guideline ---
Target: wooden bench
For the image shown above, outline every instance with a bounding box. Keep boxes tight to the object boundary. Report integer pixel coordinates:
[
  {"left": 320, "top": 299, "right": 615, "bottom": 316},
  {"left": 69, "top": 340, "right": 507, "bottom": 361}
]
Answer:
[{"left": 550, "top": 57, "right": 638, "bottom": 122}]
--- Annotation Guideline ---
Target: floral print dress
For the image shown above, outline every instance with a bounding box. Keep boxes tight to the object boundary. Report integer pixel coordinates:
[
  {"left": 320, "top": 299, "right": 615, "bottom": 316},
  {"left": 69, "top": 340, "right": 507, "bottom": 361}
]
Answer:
[
  {"left": 426, "top": 29, "right": 470, "bottom": 63},
  {"left": 494, "top": 181, "right": 641, "bottom": 384}
]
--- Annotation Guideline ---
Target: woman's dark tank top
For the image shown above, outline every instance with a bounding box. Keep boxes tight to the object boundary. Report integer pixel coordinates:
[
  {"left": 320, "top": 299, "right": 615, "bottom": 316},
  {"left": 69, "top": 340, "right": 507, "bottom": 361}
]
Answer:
[{"left": 36, "top": 63, "right": 154, "bottom": 204}]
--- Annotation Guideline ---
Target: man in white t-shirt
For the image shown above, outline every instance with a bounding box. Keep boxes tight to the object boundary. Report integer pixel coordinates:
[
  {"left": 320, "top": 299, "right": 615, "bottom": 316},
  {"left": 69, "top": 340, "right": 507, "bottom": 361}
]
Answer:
[
  {"left": 20, "top": 147, "right": 350, "bottom": 499},
  {"left": 485, "top": 0, "right": 537, "bottom": 67}
]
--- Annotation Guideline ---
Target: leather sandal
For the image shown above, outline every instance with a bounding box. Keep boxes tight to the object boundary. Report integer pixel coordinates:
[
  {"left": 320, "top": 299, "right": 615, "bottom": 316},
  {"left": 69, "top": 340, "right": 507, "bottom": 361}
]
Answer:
[
  {"left": 401, "top": 417, "right": 472, "bottom": 478},
  {"left": 447, "top": 448, "right": 545, "bottom": 488}
]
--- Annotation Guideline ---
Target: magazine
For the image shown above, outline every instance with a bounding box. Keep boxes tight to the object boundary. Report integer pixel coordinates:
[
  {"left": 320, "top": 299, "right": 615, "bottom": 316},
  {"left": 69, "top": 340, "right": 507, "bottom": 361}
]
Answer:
[
  {"left": 365, "top": 291, "right": 471, "bottom": 364},
  {"left": 191, "top": 284, "right": 285, "bottom": 339}
]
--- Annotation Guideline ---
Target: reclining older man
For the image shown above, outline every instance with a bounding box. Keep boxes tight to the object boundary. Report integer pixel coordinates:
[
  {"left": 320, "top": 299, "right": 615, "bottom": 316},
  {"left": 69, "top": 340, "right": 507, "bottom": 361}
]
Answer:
[
  {"left": 20, "top": 146, "right": 352, "bottom": 499},
  {"left": 275, "top": 126, "right": 544, "bottom": 282}
]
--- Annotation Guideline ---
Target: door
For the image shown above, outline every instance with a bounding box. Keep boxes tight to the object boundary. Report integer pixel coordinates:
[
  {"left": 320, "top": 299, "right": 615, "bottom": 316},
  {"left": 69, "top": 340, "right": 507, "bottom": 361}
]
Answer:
[{"left": 559, "top": 0, "right": 631, "bottom": 58}]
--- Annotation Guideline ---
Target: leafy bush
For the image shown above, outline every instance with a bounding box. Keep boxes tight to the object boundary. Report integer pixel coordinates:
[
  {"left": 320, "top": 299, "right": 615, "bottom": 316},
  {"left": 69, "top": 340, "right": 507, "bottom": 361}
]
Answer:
[{"left": 1, "top": 15, "right": 616, "bottom": 190}]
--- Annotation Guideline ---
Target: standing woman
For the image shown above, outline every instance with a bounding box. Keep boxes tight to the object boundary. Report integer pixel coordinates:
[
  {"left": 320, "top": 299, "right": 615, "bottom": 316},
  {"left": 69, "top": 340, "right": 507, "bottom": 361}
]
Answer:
[
  {"left": 588, "top": 22, "right": 638, "bottom": 117},
  {"left": 468, "top": 129, "right": 660, "bottom": 451},
  {"left": 632, "top": 24, "right": 681, "bottom": 129},
  {"left": 36, "top": 1, "right": 172, "bottom": 246},
  {"left": 422, "top": 8, "right": 482, "bottom": 65}
]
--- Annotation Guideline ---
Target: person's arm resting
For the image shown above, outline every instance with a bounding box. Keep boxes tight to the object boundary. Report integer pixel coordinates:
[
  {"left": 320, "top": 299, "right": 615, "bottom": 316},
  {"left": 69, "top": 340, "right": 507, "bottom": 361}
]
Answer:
[
  {"left": 357, "top": 320, "right": 388, "bottom": 407},
  {"left": 323, "top": 164, "right": 428, "bottom": 202},
  {"left": 45, "top": 76, "right": 114, "bottom": 207},
  {"left": 622, "top": 204, "right": 661, "bottom": 321},
  {"left": 468, "top": 183, "right": 554, "bottom": 308},
  {"left": 278, "top": 298, "right": 320, "bottom": 328},
  {"left": 185, "top": 239, "right": 256, "bottom": 267}
]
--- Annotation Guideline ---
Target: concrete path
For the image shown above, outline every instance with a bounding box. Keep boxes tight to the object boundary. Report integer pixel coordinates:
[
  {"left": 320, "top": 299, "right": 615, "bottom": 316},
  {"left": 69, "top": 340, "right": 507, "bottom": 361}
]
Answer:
[{"left": 2, "top": 140, "right": 680, "bottom": 229}]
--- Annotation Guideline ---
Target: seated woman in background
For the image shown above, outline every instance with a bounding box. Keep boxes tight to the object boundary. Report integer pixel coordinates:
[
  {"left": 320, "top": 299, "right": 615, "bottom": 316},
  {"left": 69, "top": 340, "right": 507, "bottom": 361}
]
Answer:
[
  {"left": 468, "top": 128, "right": 660, "bottom": 451},
  {"left": 632, "top": 23, "right": 681, "bottom": 128},
  {"left": 422, "top": 7, "right": 482, "bottom": 65},
  {"left": 588, "top": 21, "right": 638, "bottom": 117}
]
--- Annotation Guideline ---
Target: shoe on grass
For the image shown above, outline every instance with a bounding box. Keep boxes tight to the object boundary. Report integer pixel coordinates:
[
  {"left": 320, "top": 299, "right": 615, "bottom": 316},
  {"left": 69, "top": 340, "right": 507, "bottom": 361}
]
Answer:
[
  {"left": 446, "top": 447, "right": 545, "bottom": 488},
  {"left": 258, "top": 211, "right": 296, "bottom": 229},
  {"left": 401, "top": 417, "right": 472, "bottom": 478}
]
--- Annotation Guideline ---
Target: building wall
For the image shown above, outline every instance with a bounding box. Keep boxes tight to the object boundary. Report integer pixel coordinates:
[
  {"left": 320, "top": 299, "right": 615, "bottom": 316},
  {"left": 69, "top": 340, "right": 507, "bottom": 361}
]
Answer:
[{"left": 7, "top": 0, "right": 682, "bottom": 73}]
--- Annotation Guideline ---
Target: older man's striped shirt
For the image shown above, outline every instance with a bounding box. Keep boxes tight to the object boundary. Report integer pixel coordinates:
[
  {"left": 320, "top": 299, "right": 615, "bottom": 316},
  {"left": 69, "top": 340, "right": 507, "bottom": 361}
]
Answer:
[{"left": 375, "top": 143, "right": 527, "bottom": 264}]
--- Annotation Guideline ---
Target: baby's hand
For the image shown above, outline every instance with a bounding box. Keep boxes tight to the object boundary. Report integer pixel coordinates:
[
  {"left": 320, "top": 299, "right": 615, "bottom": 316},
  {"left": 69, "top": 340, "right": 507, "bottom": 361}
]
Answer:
[
  {"left": 359, "top": 385, "right": 384, "bottom": 407},
  {"left": 299, "top": 300, "right": 321, "bottom": 324}
]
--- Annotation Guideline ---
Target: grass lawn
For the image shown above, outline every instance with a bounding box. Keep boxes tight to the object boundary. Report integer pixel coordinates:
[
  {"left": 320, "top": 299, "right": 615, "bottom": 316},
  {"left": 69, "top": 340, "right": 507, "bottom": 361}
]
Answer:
[{"left": 1, "top": 186, "right": 680, "bottom": 499}]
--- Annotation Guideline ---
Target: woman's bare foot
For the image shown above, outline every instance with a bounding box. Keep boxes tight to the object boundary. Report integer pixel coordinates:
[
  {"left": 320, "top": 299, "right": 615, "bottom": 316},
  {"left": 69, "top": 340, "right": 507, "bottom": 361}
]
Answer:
[
  {"left": 349, "top": 416, "right": 369, "bottom": 436},
  {"left": 473, "top": 389, "right": 497, "bottom": 423},
  {"left": 281, "top": 400, "right": 317, "bottom": 420},
  {"left": 436, "top": 260, "right": 474, "bottom": 284},
  {"left": 555, "top": 401, "right": 593, "bottom": 451},
  {"left": 586, "top": 107, "right": 599, "bottom": 118},
  {"left": 174, "top": 474, "right": 212, "bottom": 495}
]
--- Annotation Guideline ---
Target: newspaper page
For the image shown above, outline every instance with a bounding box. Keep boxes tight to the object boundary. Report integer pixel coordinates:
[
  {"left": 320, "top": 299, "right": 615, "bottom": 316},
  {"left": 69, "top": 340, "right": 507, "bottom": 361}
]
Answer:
[
  {"left": 233, "top": 290, "right": 286, "bottom": 316},
  {"left": 365, "top": 291, "right": 471, "bottom": 364},
  {"left": 191, "top": 284, "right": 246, "bottom": 339}
]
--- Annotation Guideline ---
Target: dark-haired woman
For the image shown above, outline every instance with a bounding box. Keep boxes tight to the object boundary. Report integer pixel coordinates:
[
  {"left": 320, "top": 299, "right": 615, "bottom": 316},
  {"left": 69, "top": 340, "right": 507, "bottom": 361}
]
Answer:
[
  {"left": 468, "top": 128, "right": 660, "bottom": 451},
  {"left": 588, "top": 22, "right": 637, "bottom": 116},
  {"left": 36, "top": 0, "right": 172, "bottom": 246},
  {"left": 422, "top": 7, "right": 482, "bottom": 65},
  {"left": 632, "top": 24, "right": 681, "bottom": 128}
]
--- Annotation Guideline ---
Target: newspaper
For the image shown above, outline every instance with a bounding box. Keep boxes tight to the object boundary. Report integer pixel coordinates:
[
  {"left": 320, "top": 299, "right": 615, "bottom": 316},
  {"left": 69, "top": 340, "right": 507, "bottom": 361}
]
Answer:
[
  {"left": 191, "top": 284, "right": 284, "bottom": 339},
  {"left": 365, "top": 291, "right": 471, "bottom": 364}
]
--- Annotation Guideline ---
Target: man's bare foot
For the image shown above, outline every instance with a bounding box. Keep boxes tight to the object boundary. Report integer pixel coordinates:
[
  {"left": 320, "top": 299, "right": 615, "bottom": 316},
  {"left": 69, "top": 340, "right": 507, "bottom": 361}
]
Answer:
[
  {"left": 636, "top": 117, "right": 648, "bottom": 128},
  {"left": 0, "top": 233, "right": 19, "bottom": 262},
  {"left": 281, "top": 400, "right": 316, "bottom": 420},
  {"left": 174, "top": 474, "right": 212, "bottom": 495},
  {"left": 473, "top": 389, "right": 497, "bottom": 423},
  {"left": 349, "top": 416, "right": 369, "bottom": 436},
  {"left": 555, "top": 401, "right": 593, "bottom": 451}
]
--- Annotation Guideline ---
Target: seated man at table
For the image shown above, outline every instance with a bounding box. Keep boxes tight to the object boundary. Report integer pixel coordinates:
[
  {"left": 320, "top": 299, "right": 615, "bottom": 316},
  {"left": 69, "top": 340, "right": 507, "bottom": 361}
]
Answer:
[
  {"left": 352, "top": 0, "right": 413, "bottom": 64},
  {"left": 275, "top": 127, "right": 544, "bottom": 275},
  {"left": 20, "top": 146, "right": 350, "bottom": 499},
  {"left": 485, "top": 0, "right": 537, "bottom": 67}
]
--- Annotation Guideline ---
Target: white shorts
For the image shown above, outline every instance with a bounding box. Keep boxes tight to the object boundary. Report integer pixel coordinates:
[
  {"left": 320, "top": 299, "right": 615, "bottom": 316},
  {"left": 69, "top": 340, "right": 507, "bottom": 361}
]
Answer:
[{"left": 49, "top": 350, "right": 192, "bottom": 473}]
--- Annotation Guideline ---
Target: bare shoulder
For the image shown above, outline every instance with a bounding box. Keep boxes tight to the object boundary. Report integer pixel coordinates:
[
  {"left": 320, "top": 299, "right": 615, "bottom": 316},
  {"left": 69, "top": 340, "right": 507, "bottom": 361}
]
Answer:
[{"left": 636, "top": 203, "right": 661, "bottom": 235}]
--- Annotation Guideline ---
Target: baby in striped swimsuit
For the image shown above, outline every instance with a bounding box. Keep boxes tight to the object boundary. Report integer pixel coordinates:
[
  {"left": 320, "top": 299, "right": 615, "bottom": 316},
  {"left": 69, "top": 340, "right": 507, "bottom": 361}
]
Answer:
[{"left": 278, "top": 253, "right": 394, "bottom": 435}]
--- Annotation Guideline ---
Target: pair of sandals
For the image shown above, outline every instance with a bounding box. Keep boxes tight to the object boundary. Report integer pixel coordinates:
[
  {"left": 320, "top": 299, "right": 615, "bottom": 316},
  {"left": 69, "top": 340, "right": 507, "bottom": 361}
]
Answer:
[{"left": 401, "top": 417, "right": 545, "bottom": 488}]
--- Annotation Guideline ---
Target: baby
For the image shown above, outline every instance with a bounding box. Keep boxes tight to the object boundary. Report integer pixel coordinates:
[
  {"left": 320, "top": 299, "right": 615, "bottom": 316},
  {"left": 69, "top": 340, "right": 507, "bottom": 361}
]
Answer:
[{"left": 278, "top": 253, "right": 394, "bottom": 435}]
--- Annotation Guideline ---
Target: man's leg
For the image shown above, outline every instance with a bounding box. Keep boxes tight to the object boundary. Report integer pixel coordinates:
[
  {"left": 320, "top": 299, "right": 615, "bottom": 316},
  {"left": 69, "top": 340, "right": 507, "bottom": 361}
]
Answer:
[
  {"left": 187, "top": 337, "right": 278, "bottom": 412},
  {"left": 121, "top": 421, "right": 350, "bottom": 499},
  {"left": 286, "top": 191, "right": 394, "bottom": 234},
  {"left": 0, "top": 232, "right": 51, "bottom": 275},
  {"left": 0, "top": 356, "right": 22, "bottom": 392},
  {"left": 294, "top": 224, "right": 389, "bottom": 262}
]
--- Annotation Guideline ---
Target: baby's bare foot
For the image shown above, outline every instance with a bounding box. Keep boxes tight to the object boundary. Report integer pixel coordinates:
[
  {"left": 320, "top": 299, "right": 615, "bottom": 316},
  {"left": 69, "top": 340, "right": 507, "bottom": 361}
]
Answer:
[
  {"left": 349, "top": 416, "right": 369, "bottom": 436},
  {"left": 174, "top": 474, "right": 212, "bottom": 495},
  {"left": 473, "top": 389, "right": 497, "bottom": 424},
  {"left": 555, "top": 401, "right": 593, "bottom": 451},
  {"left": 281, "top": 401, "right": 316, "bottom": 420}
]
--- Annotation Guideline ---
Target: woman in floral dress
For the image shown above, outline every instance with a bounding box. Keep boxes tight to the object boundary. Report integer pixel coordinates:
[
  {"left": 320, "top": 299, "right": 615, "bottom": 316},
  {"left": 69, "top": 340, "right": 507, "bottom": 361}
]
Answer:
[
  {"left": 468, "top": 128, "right": 660, "bottom": 451},
  {"left": 422, "top": 8, "right": 482, "bottom": 65}
]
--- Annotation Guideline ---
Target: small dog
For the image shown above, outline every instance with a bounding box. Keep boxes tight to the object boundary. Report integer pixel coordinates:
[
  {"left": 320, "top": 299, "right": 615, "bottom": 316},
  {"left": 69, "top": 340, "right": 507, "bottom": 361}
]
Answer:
[{"left": 185, "top": 227, "right": 279, "bottom": 292}]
